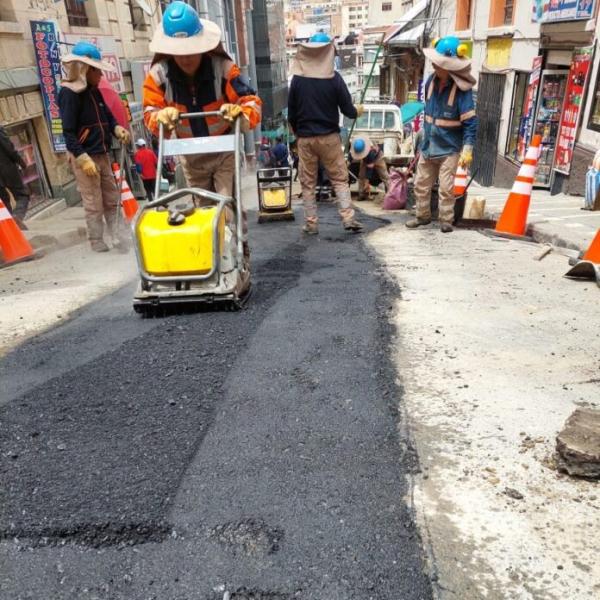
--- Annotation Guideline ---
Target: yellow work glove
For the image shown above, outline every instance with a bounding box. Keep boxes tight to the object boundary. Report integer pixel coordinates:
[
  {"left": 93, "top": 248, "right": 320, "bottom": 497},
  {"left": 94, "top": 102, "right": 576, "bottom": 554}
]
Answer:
[
  {"left": 114, "top": 125, "right": 131, "bottom": 146},
  {"left": 75, "top": 153, "right": 99, "bottom": 178},
  {"left": 220, "top": 103, "right": 243, "bottom": 122},
  {"left": 459, "top": 145, "right": 473, "bottom": 169},
  {"left": 355, "top": 104, "right": 364, "bottom": 118},
  {"left": 156, "top": 107, "right": 180, "bottom": 131}
]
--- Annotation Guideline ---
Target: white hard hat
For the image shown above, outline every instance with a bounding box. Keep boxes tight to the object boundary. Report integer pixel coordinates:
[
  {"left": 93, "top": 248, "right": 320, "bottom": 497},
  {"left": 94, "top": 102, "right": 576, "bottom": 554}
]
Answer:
[{"left": 135, "top": 138, "right": 146, "bottom": 146}]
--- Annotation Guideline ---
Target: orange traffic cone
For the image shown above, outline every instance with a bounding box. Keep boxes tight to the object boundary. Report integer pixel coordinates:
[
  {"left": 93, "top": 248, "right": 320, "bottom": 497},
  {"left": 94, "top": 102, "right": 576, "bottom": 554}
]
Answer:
[
  {"left": 454, "top": 165, "right": 468, "bottom": 197},
  {"left": 112, "top": 163, "right": 139, "bottom": 222},
  {"left": 495, "top": 134, "right": 542, "bottom": 236},
  {"left": 564, "top": 228, "right": 600, "bottom": 286},
  {"left": 0, "top": 199, "right": 34, "bottom": 265}
]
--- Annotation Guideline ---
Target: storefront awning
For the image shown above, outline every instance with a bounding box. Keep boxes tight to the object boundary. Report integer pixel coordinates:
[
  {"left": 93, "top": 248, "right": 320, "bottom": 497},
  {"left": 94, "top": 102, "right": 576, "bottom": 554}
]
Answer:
[
  {"left": 387, "top": 23, "right": 426, "bottom": 47},
  {"left": 384, "top": 0, "right": 428, "bottom": 44}
]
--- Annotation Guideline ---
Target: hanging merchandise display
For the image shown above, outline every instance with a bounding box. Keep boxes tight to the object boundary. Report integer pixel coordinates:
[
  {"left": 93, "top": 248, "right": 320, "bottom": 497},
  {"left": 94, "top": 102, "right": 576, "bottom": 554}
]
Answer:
[
  {"left": 532, "top": 69, "right": 568, "bottom": 188},
  {"left": 516, "top": 56, "right": 543, "bottom": 163},
  {"left": 554, "top": 45, "right": 594, "bottom": 175}
]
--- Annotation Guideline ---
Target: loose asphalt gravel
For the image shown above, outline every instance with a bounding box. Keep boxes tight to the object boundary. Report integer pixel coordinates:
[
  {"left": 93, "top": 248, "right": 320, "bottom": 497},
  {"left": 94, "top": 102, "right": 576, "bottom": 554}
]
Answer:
[{"left": 0, "top": 204, "right": 433, "bottom": 600}]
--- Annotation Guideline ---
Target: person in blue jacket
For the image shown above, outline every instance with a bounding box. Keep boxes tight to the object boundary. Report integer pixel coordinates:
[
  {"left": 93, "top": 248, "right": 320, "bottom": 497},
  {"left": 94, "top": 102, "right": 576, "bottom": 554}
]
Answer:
[
  {"left": 58, "top": 41, "right": 131, "bottom": 252},
  {"left": 271, "top": 136, "right": 289, "bottom": 168},
  {"left": 406, "top": 36, "right": 477, "bottom": 233}
]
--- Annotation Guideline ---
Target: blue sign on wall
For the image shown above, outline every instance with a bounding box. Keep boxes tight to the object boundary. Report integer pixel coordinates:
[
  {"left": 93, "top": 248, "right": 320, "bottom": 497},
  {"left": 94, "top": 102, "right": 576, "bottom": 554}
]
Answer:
[
  {"left": 30, "top": 20, "right": 66, "bottom": 152},
  {"left": 533, "top": 0, "right": 595, "bottom": 23}
]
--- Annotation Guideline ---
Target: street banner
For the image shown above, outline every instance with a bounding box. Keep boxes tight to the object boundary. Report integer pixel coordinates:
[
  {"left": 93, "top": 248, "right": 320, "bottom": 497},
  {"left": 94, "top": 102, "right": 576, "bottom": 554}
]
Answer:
[
  {"left": 554, "top": 45, "right": 594, "bottom": 175},
  {"left": 533, "top": 0, "right": 595, "bottom": 23},
  {"left": 517, "top": 56, "right": 543, "bottom": 162},
  {"left": 30, "top": 20, "right": 66, "bottom": 152}
]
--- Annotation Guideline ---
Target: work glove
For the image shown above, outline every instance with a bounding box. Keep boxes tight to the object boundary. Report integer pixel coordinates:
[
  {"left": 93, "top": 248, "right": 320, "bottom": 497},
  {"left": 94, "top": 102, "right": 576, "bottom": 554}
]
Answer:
[
  {"left": 355, "top": 104, "right": 364, "bottom": 118},
  {"left": 75, "top": 153, "right": 99, "bottom": 178},
  {"left": 459, "top": 145, "right": 473, "bottom": 169},
  {"left": 114, "top": 125, "right": 131, "bottom": 146},
  {"left": 156, "top": 107, "right": 180, "bottom": 131},
  {"left": 220, "top": 103, "right": 243, "bottom": 122}
]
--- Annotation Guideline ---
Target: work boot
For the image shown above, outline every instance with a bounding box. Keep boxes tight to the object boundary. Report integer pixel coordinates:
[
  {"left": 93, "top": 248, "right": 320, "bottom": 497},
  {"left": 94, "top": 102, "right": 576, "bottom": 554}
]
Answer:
[
  {"left": 90, "top": 240, "right": 110, "bottom": 253},
  {"left": 343, "top": 218, "right": 363, "bottom": 232},
  {"left": 302, "top": 222, "right": 319, "bottom": 235},
  {"left": 105, "top": 211, "right": 129, "bottom": 253},
  {"left": 440, "top": 222, "right": 453, "bottom": 233},
  {"left": 405, "top": 217, "right": 432, "bottom": 229}
]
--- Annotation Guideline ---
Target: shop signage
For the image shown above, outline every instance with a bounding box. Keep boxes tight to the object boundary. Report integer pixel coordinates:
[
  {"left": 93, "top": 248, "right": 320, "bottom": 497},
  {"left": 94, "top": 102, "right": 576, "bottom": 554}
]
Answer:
[
  {"left": 30, "top": 20, "right": 66, "bottom": 152},
  {"left": 532, "top": 0, "right": 595, "bottom": 23},
  {"left": 63, "top": 34, "right": 125, "bottom": 93},
  {"left": 554, "top": 45, "right": 594, "bottom": 175},
  {"left": 517, "top": 56, "right": 543, "bottom": 162}
]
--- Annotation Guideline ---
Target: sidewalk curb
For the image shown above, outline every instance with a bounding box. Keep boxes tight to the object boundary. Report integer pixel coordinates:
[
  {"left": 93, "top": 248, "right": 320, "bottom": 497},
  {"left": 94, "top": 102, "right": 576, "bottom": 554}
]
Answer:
[
  {"left": 488, "top": 209, "right": 586, "bottom": 253},
  {"left": 26, "top": 227, "right": 87, "bottom": 256}
]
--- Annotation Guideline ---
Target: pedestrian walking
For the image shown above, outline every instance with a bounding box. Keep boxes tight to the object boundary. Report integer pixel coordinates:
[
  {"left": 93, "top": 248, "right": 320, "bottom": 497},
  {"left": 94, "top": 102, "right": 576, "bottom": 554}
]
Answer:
[
  {"left": 133, "top": 139, "right": 158, "bottom": 201},
  {"left": 350, "top": 136, "right": 389, "bottom": 201},
  {"left": 405, "top": 36, "right": 477, "bottom": 233},
  {"left": 288, "top": 32, "right": 363, "bottom": 234},
  {"left": 142, "top": 1, "right": 262, "bottom": 261},
  {"left": 58, "top": 41, "right": 131, "bottom": 252},
  {"left": 0, "top": 125, "right": 30, "bottom": 229}
]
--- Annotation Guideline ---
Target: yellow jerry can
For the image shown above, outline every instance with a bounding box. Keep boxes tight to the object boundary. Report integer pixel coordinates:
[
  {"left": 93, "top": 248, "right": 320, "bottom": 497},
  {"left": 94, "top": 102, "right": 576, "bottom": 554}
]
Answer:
[
  {"left": 137, "top": 207, "right": 225, "bottom": 276},
  {"left": 262, "top": 187, "right": 288, "bottom": 209}
]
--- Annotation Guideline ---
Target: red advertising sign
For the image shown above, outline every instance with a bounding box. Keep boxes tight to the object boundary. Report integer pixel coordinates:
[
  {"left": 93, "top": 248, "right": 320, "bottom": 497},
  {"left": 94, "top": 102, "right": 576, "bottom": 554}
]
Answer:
[{"left": 554, "top": 45, "right": 594, "bottom": 175}]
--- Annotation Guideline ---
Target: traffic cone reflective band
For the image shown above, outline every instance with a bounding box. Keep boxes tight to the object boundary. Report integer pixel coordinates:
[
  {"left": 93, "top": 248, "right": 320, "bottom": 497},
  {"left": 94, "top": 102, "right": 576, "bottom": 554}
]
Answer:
[
  {"left": 582, "top": 229, "right": 600, "bottom": 264},
  {"left": 112, "top": 163, "right": 139, "bottom": 222},
  {"left": 495, "top": 134, "right": 542, "bottom": 236},
  {"left": 454, "top": 165, "right": 468, "bottom": 196},
  {"left": 0, "top": 199, "right": 34, "bottom": 265}
]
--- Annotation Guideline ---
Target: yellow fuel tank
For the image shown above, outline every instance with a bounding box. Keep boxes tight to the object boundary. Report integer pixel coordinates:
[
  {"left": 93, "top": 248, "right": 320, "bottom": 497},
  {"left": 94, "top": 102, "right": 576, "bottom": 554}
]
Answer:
[
  {"left": 137, "top": 207, "right": 224, "bottom": 276},
  {"left": 262, "top": 187, "right": 288, "bottom": 209}
]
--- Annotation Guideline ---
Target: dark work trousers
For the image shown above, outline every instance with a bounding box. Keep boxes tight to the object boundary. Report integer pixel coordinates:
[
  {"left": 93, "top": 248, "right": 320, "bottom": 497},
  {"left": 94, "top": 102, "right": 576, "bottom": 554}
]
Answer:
[{"left": 142, "top": 178, "right": 156, "bottom": 202}]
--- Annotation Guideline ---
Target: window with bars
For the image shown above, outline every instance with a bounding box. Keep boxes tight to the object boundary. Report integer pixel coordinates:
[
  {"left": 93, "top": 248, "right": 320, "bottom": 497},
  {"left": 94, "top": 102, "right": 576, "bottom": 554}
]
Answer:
[
  {"left": 129, "top": 0, "right": 147, "bottom": 30},
  {"left": 382, "top": 2, "right": 392, "bottom": 11},
  {"left": 489, "top": 0, "right": 515, "bottom": 27},
  {"left": 65, "top": 0, "right": 89, "bottom": 27}
]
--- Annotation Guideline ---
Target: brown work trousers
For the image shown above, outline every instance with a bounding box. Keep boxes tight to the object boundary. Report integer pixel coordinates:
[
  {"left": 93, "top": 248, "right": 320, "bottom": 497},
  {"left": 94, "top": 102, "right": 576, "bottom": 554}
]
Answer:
[
  {"left": 358, "top": 155, "right": 389, "bottom": 198},
  {"left": 297, "top": 132, "right": 355, "bottom": 225},
  {"left": 413, "top": 152, "right": 459, "bottom": 225},
  {"left": 70, "top": 152, "right": 119, "bottom": 243},
  {"left": 180, "top": 151, "right": 247, "bottom": 238}
]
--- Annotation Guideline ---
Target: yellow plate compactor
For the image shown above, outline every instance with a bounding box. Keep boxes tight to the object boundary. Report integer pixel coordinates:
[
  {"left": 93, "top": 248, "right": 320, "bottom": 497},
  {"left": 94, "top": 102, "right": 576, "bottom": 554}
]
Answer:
[
  {"left": 132, "top": 112, "right": 250, "bottom": 315},
  {"left": 257, "top": 167, "right": 295, "bottom": 223}
]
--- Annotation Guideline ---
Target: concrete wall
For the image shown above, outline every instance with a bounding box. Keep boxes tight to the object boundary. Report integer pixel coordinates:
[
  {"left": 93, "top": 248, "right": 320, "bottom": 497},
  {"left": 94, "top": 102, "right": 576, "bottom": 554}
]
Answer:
[{"left": 368, "top": 0, "right": 413, "bottom": 28}]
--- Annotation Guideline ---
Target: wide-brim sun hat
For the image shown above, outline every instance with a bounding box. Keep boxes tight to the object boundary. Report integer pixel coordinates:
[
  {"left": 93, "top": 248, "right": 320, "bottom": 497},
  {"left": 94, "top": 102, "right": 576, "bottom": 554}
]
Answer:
[
  {"left": 61, "top": 40, "right": 116, "bottom": 72},
  {"left": 149, "top": 0, "right": 221, "bottom": 56},
  {"left": 423, "top": 35, "right": 472, "bottom": 72},
  {"left": 350, "top": 136, "right": 372, "bottom": 161}
]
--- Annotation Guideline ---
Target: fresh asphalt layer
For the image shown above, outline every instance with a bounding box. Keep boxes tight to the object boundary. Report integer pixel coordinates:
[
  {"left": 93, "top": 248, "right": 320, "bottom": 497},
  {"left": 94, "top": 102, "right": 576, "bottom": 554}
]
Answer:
[{"left": 0, "top": 204, "right": 433, "bottom": 600}]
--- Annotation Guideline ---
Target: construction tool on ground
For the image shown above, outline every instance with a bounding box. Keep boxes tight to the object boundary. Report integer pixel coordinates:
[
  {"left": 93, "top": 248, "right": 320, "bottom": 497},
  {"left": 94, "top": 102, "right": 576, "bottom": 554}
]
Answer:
[
  {"left": 256, "top": 167, "right": 294, "bottom": 223},
  {"left": 131, "top": 112, "right": 250, "bottom": 315}
]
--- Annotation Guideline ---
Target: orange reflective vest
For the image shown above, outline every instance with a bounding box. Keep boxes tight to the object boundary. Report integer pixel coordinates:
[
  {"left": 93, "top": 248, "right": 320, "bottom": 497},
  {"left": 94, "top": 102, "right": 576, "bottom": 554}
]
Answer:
[{"left": 142, "top": 54, "right": 262, "bottom": 139}]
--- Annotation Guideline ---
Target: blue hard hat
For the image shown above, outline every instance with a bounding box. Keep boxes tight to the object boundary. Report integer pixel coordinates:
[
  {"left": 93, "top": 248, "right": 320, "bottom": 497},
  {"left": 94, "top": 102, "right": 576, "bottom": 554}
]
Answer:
[
  {"left": 432, "top": 36, "right": 469, "bottom": 59},
  {"left": 163, "top": 1, "right": 202, "bottom": 38},
  {"left": 72, "top": 41, "right": 103, "bottom": 61},
  {"left": 309, "top": 32, "right": 331, "bottom": 43},
  {"left": 353, "top": 138, "right": 366, "bottom": 154}
]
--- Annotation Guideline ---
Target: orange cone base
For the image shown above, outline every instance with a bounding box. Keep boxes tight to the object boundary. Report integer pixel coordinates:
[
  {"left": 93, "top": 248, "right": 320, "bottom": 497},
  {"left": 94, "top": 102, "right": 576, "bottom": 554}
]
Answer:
[{"left": 495, "top": 193, "right": 531, "bottom": 236}]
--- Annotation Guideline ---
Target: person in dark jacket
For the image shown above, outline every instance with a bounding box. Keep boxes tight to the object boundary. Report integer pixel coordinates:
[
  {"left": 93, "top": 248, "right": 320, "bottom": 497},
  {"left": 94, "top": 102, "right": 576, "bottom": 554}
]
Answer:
[
  {"left": 288, "top": 32, "right": 363, "bottom": 235},
  {"left": 271, "top": 136, "right": 289, "bottom": 168},
  {"left": 0, "top": 125, "right": 30, "bottom": 228},
  {"left": 58, "top": 41, "right": 131, "bottom": 252}
]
